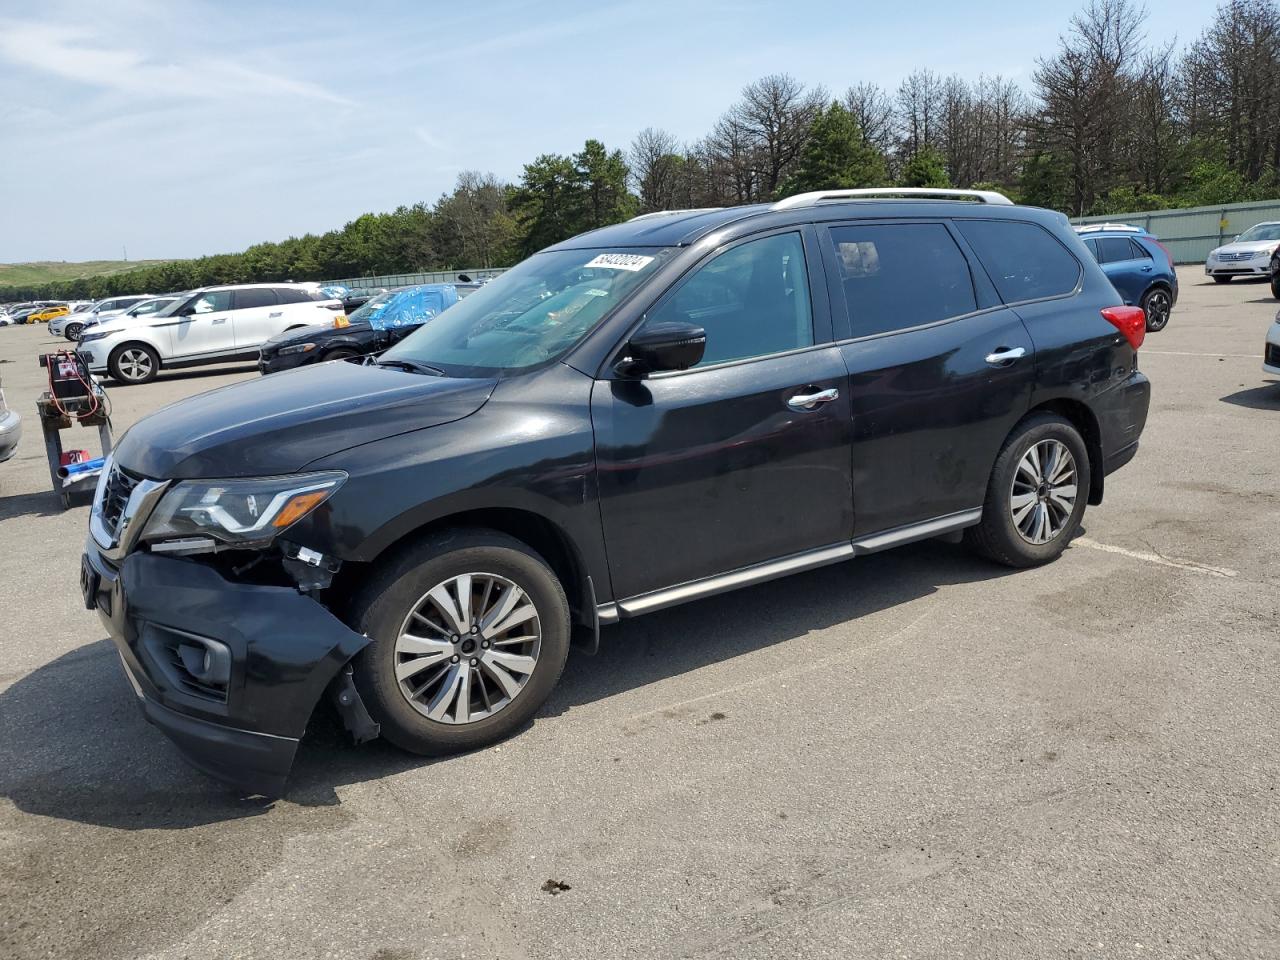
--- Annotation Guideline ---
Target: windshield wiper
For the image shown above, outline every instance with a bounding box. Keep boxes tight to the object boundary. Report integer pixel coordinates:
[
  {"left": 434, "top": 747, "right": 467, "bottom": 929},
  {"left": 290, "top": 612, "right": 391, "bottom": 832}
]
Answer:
[{"left": 374, "top": 357, "right": 445, "bottom": 377}]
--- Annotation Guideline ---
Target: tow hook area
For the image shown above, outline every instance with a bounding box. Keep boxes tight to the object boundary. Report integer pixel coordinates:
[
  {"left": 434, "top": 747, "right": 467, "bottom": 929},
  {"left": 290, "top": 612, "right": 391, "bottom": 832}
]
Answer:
[{"left": 329, "top": 663, "right": 380, "bottom": 744}]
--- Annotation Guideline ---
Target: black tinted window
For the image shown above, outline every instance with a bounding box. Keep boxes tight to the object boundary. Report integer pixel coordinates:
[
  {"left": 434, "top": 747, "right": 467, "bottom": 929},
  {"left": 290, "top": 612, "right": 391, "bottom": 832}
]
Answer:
[
  {"left": 275, "top": 287, "right": 314, "bottom": 304},
  {"left": 643, "top": 232, "right": 813, "bottom": 366},
  {"left": 1128, "top": 239, "right": 1151, "bottom": 260},
  {"left": 956, "top": 219, "right": 1081, "bottom": 302},
  {"left": 1096, "top": 237, "right": 1137, "bottom": 263},
  {"left": 232, "top": 288, "right": 278, "bottom": 310},
  {"left": 828, "top": 223, "right": 976, "bottom": 337}
]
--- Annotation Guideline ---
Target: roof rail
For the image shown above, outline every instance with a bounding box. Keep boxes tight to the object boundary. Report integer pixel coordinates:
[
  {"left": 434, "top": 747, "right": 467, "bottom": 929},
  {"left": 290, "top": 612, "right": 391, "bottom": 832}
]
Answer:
[
  {"left": 628, "top": 207, "right": 723, "bottom": 222},
  {"left": 771, "top": 187, "right": 1013, "bottom": 210},
  {"left": 1074, "top": 222, "right": 1142, "bottom": 234}
]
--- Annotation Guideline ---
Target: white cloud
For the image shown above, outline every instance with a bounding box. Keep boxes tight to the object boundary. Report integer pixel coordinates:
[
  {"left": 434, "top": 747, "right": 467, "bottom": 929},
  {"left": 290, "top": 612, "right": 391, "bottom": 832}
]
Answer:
[{"left": 0, "top": 19, "right": 353, "bottom": 106}]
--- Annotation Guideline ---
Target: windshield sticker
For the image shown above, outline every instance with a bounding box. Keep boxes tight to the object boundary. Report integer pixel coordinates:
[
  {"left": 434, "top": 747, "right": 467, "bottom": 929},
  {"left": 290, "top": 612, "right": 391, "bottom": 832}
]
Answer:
[{"left": 584, "top": 253, "right": 654, "bottom": 272}]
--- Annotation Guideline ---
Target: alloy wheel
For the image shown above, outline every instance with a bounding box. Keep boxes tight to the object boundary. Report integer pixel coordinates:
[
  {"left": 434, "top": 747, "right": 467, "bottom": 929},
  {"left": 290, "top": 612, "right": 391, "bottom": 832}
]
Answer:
[
  {"left": 118, "top": 349, "right": 153, "bottom": 381},
  {"left": 393, "top": 572, "right": 542, "bottom": 724},
  {"left": 1010, "top": 439, "right": 1077, "bottom": 544},
  {"left": 1145, "top": 290, "right": 1171, "bottom": 330}
]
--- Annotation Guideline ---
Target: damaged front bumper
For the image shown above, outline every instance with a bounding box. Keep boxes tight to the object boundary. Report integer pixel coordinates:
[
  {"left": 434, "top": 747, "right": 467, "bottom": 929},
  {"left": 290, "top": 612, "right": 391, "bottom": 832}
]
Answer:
[{"left": 82, "top": 545, "right": 369, "bottom": 796}]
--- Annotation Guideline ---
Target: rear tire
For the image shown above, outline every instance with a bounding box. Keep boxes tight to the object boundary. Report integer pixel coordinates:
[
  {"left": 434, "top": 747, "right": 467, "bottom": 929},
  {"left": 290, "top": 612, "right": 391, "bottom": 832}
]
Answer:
[
  {"left": 1140, "top": 287, "right": 1172, "bottom": 332},
  {"left": 108, "top": 343, "right": 160, "bottom": 384},
  {"left": 350, "top": 529, "right": 571, "bottom": 757},
  {"left": 964, "top": 414, "right": 1091, "bottom": 568},
  {"left": 1213, "top": 275, "right": 1232, "bottom": 284}
]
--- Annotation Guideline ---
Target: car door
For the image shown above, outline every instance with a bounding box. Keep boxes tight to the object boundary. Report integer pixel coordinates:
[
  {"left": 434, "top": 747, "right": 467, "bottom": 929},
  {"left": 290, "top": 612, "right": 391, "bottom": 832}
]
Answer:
[
  {"left": 170, "top": 290, "right": 235, "bottom": 358},
  {"left": 819, "top": 219, "right": 1036, "bottom": 536},
  {"left": 592, "top": 228, "right": 854, "bottom": 602},
  {"left": 1091, "top": 236, "right": 1149, "bottom": 304},
  {"left": 231, "top": 288, "right": 282, "bottom": 349}
]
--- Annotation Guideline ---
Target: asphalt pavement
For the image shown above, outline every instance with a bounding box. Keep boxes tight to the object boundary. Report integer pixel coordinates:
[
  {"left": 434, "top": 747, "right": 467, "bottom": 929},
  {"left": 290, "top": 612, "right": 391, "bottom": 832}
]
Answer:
[{"left": 1, "top": 266, "right": 1277, "bottom": 959}]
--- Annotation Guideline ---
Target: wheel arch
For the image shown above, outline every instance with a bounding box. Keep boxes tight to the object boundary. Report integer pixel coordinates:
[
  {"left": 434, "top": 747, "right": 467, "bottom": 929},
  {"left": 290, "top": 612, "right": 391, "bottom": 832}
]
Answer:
[
  {"left": 330, "top": 506, "right": 593, "bottom": 629},
  {"left": 1022, "top": 398, "right": 1104, "bottom": 505}
]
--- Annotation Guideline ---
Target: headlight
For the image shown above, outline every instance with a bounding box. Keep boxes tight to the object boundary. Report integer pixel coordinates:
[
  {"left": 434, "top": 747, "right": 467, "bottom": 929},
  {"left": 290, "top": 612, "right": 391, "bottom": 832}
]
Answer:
[
  {"left": 278, "top": 342, "right": 317, "bottom": 355},
  {"left": 79, "top": 331, "right": 109, "bottom": 343},
  {"left": 141, "top": 471, "right": 346, "bottom": 549}
]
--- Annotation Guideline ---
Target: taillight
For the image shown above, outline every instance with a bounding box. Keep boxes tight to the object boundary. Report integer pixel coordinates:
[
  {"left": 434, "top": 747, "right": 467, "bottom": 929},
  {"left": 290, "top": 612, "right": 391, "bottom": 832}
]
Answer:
[
  {"left": 1102, "top": 306, "right": 1145, "bottom": 351},
  {"left": 1151, "top": 238, "right": 1174, "bottom": 270}
]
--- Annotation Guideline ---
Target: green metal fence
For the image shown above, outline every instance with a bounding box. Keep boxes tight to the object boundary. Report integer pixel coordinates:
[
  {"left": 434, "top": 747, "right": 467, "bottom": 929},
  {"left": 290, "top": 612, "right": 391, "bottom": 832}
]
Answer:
[{"left": 1073, "top": 199, "right": 1280, "bottom": 264}]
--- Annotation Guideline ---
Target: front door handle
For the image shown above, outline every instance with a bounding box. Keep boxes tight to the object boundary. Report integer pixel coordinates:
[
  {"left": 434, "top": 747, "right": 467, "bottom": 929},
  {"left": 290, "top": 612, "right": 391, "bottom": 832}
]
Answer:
[
  {"left": 985, "top": 346, "right": 1026, "bottom": 366},
  {"left": 787, "top": 387, "right": 839, "bottom": 411},
  {"left": 212, "top": 318, "right": 227, "bottom": 324}
]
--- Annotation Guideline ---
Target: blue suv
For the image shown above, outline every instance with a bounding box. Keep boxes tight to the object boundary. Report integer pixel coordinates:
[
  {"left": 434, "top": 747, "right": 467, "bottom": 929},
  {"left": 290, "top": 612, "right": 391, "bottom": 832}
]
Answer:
[{"left": 1075, "top": 223, "right": 1178, "bottom": 331}]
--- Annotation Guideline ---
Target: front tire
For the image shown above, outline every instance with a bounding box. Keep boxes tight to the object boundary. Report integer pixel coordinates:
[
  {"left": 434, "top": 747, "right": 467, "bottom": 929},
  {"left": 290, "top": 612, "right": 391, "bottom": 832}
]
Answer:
[
  {"left": 108, "top": 343, "right": 160, "bottom": 384},
  {"left": 1140, "top": 287, "right": 1172, "bottom": 332},
  {"left": 350, "top": 529, "right": 571, "bottom": 756},
  {"left": 964, "top": 414, "right": 1091, "bottom": 568},
  {"left": 65, "top": 322, "right": 83, "bottom": 341}
]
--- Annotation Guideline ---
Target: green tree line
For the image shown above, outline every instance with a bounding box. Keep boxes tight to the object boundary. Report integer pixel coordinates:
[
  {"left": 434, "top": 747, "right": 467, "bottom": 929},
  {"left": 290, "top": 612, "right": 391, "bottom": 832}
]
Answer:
[{"left": 6, "top": 0, "right": 1277, "bottom": 303}]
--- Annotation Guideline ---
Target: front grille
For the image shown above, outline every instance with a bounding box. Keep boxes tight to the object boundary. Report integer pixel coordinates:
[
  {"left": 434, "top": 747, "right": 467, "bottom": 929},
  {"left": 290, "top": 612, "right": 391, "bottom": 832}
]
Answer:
[
  {"left": 1216, "top": 252, "right": 1254, "bottom": 263},
  {"left": 99, "top": 464, "right": 140, "bottom": 534}
]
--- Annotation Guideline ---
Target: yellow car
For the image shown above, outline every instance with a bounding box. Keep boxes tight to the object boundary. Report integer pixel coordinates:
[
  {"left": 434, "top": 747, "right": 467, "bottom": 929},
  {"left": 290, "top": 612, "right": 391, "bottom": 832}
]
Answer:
[{"left": 28, "top": 305, "right": 69, "bottom": 323}]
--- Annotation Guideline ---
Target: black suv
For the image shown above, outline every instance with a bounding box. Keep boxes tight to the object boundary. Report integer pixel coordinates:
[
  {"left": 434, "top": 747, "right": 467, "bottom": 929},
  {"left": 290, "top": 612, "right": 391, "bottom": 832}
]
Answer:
[{"left": 81, "top": 189, "right": 1151, "bottom": 794}]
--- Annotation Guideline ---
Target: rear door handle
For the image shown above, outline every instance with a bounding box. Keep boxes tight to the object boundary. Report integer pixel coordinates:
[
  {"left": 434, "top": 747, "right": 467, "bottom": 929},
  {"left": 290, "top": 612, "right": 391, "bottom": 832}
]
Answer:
[
  {"left": 212, "top": 318, "right": 226, "bottom": 324},
  {"left": 787, "top": 387, "right": 839, "bottom": 411},
  {"left": 269, "top": 311, "right": 283, "bottom": 318},
  {"left": 985, "top": 346, "right": 1026, "bottom": 366}
]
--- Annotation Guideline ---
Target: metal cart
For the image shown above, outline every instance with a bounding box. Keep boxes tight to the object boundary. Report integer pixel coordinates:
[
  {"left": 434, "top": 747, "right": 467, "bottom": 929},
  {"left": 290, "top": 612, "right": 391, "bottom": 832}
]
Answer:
[{"left": 36, "top": 387, "right": 112, "bottom": 509}]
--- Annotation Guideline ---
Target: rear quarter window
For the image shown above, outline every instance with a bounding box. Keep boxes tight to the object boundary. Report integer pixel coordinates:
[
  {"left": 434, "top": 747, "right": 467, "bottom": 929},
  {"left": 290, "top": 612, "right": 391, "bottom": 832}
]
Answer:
[{"left": 955, "top": 219, "right": 1082, "bottom": 303}]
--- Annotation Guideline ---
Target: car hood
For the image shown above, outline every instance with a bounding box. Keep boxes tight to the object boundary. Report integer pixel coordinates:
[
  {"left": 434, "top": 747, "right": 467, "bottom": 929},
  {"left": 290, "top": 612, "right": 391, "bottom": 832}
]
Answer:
[
  {"left": 113, "top": 361, "right": 498, "bottom": 479},
  {"left": 1211, "top": 240, "right": 1279, "bottom": 256},
  {"left": 265, "top": 320, "right": 372, "bottom": 346}
]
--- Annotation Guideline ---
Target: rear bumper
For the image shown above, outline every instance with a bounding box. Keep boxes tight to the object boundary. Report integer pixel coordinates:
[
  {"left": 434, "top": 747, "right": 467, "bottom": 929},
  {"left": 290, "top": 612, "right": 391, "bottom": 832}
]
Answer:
[
  {"left": 1095, "top": 369, "right": 1150, "bottom": 478},
  {"left": 0, "top": 408, "right": 21, "bottom": 462},
  {"left": 83, "top": 546, "right": 369, "bottom": 795}
]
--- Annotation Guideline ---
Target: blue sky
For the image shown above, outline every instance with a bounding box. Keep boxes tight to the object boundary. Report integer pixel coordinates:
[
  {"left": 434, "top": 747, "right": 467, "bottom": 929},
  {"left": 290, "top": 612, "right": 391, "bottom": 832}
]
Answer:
[{"left": 0, "top": 0, "right": 1217, "bottom": 263}]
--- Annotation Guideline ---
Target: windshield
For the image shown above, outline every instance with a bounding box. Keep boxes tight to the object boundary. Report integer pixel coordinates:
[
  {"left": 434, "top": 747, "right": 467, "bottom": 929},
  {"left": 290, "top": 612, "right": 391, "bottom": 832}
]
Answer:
[
  {"left": 1237, "top": 224, "right": 1280, "bottom": 242},
  {"left": 380, "top": 247, "right": 673, "bottom": 376},
  {"left": 347, "top": 291, "right": 396, "bottom": 325}
]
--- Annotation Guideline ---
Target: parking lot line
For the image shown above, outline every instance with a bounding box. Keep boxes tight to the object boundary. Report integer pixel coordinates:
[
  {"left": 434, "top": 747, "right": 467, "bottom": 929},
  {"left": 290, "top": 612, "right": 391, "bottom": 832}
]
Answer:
[
  {"left": 1142, "top": 350, "right": 1264, "bottom": 358},
  {"left": 1072, "top": 536, "right": 1238, "bottom": 578}
]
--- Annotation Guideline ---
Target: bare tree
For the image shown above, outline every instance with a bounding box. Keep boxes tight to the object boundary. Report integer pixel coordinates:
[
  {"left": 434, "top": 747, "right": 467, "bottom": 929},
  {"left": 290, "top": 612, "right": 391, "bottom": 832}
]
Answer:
[
  {"left": 1032, "top": 0, "right": 1146, "bottom": 213},
  {"left": 842, "top": 82, "right": 896, "bottom": 156},
  {"left": 629, "top": 127, "right": 683, "bottom": 212},
  {"left": 896, "top": 69, "right": 945, "bottom": 160}
]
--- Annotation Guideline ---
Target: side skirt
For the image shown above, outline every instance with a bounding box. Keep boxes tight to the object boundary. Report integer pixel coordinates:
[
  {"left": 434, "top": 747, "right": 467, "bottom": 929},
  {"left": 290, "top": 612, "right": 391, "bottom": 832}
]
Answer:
[{"left": 598, "top": 508, "right": 982, "bottom": 622}]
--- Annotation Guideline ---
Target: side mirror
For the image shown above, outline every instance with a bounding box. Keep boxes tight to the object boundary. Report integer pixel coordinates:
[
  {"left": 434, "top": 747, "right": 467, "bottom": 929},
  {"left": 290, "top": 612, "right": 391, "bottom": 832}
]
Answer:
[
  {"left": 617, "top": 321, "right": 706, "bottom": 376},
  {"left": 1233, "top": 235, "right": 1241, "bottom": 242},
  {"left": 176, "top": 304, "right": 194, "bottom": 317}
]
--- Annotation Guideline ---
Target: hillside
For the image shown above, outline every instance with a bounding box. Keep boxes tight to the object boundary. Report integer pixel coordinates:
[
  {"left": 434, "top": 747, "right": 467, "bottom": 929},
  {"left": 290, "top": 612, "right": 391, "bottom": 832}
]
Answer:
[{"left": 0, "top": 259, "right": 173, "bottom": 288}]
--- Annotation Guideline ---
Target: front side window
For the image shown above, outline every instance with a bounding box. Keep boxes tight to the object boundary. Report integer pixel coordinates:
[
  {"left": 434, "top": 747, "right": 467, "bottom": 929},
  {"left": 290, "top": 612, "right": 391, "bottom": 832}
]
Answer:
[
  {"left": 382, "top": 247, "right": 674, "bottom": 377},
  {"left": 828, "top": 222, "right": 976, "bottom": 337},
  {"left": 190, "top": 291, "right": 233, "bottom": 314},
  {"left": 955, "top": 219, "right": 1081, "bottom": 303},
  {"left": 640, "top": 232, "right": 813, "bottom": 367}
]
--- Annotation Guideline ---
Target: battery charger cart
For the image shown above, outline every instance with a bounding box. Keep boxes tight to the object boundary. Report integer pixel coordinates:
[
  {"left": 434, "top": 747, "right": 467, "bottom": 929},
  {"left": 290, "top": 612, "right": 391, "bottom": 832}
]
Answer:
[{"left": 36, "top": 352, "right": 113, "bottom": 509}]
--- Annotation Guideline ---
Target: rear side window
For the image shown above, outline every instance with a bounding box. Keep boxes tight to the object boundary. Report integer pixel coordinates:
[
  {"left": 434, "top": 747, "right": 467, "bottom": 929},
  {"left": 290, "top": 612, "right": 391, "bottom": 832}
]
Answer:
[
  {"left": 642, "top": 231, "right": 813, "bottom": 367},
  {"left": 275, "top": 287, "right": 315, "bottom": 304},
  {"left": 827, "top": 222, "right": 977, "bottom": 338},
  {"left": 232, "top": 288, "right": 279, "bottom": 310},
  {"left": 956, "top": 219, "right": 1081, "bottom": 303},
  {"left": 1127, "top": 239, "right": 1151, "bottom": 260},
  {"left": 1096, "top": 237, "right": 1137, "bottom": 263}
]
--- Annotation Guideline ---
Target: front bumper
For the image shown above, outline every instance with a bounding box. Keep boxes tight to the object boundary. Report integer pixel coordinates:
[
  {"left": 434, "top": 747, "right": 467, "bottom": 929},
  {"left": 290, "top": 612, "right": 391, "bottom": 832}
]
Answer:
[
  {"left": 0, "top": 408, "right": 21, "bottom": 462},
  {"left": 82, "top": 546, "right": 368, "bottom": 795},
  {"left": 257, "top": 349, "right": 312, "bottom": 375},
  {"left": 1265, "top": 326, "right": 1280, "bottom": 375},
  {"left": 1206, "top": 261, "right": 1270, "bottom": 277}
]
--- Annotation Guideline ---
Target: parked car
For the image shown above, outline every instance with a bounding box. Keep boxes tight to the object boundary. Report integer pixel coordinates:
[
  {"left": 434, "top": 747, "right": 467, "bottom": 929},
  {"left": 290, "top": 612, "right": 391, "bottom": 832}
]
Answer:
[
  {"left": 1269, "top": 247, "right": 1280, "bottom": 300},
  {"left": 258, "top": 283, "right": 476, "bottom": 374},
  {"left": 27, "top": 303, "right": 70, "bottom": 323},
  {"left": 71, "top": 294, "right": 181, "bottom": 341},
  {"left": 52, "top": 295, "right": 157, "bottom": 339},
  {"left": 1265, "top": 310, "right": 1280, "bottom": 377},
  {"left": 1075, "top": 223, "right": 1178, "bottom": 331},
  {"left": 81, "top": 188, "right": 1151, "bottom": 794},
  {"left": 0, "top": 373, "right": 20, "bottom": 462},
  {"left": 7, "top": 304, "right": 49, "bottom": 325},
  {"left": 76, "top": 283, "right": 344, "bottom": 384},
  {"left": 1204, "top": 221, "right": 1280, "bottom": 282},
  {"left": 0, "top": 302, "right": 36, "bottom": 325}
]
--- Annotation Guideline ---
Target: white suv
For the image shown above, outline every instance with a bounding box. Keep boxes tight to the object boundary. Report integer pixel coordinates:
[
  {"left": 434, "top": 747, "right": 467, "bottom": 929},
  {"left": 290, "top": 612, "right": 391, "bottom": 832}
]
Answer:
[
  {"left": 51, "top": 295, "right": 156, "bottom": 339},
  {"left": 76, "top": 283, "right": 343, "bottom": 384}
]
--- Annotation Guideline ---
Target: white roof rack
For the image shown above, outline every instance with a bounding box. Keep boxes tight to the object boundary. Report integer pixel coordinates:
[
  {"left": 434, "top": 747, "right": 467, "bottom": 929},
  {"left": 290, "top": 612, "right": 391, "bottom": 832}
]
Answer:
[
  {"left": 771, "top": 187, "right": 1013, "bottom": 210},
  {"left": 628, "top": 207, "right": 723, "bottom": 222},
  {"left": 1074, "top": 222, "right": 1142, "bottom": 234}
]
